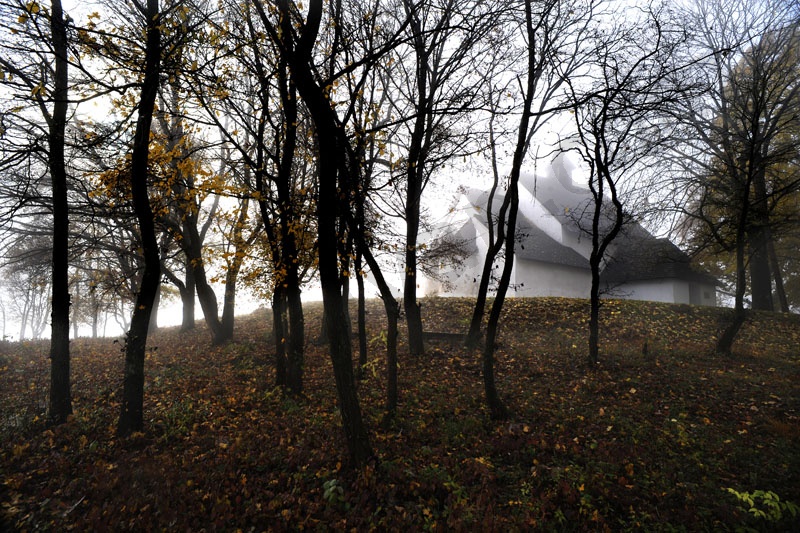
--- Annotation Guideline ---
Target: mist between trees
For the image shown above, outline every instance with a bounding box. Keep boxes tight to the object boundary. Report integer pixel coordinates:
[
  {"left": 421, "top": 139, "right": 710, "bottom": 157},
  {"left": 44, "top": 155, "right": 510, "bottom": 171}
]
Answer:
[{"left": 0, "top": 0, "right": 797, "bottom": 464}]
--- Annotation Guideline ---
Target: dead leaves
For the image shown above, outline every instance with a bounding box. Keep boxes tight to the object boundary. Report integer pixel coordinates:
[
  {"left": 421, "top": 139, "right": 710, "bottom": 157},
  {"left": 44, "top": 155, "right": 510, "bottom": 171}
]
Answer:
[{"left": 1, "top": 300, "right": 799, "bottom": 530}]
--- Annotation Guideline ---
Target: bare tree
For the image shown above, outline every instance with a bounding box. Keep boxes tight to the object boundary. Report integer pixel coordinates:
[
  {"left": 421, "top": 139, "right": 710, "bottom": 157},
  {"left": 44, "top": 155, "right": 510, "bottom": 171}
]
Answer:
[
  {"left": 378, "top": 0, "right": 505, "bottom": 356},
  {"left": 563, "top": 4, "right": 688, "bottom": 364},
  {"left": 0, "top": 0, "right": 75, "bottom": 423},
  {"left": 251, "top": 0, "right": 408, "bottom": 466},
  {"left": 466, "top": 0, "right": 600, "bottom": 350}
]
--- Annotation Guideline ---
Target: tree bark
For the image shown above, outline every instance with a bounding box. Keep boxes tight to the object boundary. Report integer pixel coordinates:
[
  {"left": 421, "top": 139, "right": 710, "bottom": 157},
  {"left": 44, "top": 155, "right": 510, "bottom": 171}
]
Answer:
[
  {"left": 118, "top": 0, "right": 162, "bottom": 437},
  {"left": 272, "top": 287, "right": 288, "bottom": 387},
  {"left": 180, "top": 265, "right": 196, "bottom": 331},
  {"left": 285, "top": 283, "right": 304, "bottom": 394},
  {"left": 717, "top": 174, "right": 752, "bottom": 355},
  {"left": 148, "top": 283, "right": 160, "bottom": 333},
  {"left": 466, "top": 126, "right": 506, "bottom": 349},
  {"left": 48, "top": 0, "right": 72, "bottom": 426},
  {"left": 404, "top": 204, "right": 425, "bottom": 356},
  {"left": 355, "top": 252, "right": 368, "bottom": 379},
  {"left": 186, "top": 223, "right": 226, "bottom": 343},
  {"left": 275, "top": 0, "right": 372, "bottom": 466},
  {"left": 748, "top": 226, "right": 774, "bottom": 311},
  {"left": 768, "top": 235, "right": 789, "bottom": 313},
  {"left": 356, "top": 238, "right": 400, "bottom": 420},
  {"left": 748, "top": 153, "right": 774, "bottom": 311}
]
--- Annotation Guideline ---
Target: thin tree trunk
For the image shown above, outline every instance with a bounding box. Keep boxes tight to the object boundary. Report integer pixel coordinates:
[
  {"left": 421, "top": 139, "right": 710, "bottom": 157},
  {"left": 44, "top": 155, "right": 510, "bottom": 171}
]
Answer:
[
  {"left": 466, "top": 123, "right": 505, "bottom": 349},
  {"left": 768, "top": 235, "right": 789, "bottom": 313},
  {"left": 404, "top": 207, "right": 425, "bottom": 356},
  {"left": 357, "top": 240, "right": 400, "bottom": 420},
  {"left": 588, "top": 260, "right": 601, "bottom": 365},
  {"left": 118, "top": 0, "right": 161, "bottom": 437},
  {"left": 717, "top": 231, "right": 748, "bottom": 355},
  {"left": 355, "top": 252, "right": 368, "bottom": 379},
  {"left": 48, "top": 0, "right": 72, "bottom": 426},
  {"left": 257, "top": 0, "right": 373, "bottom": 467},
  {"left": 717, "top": 177, "right": 752, "bottom": 355}
]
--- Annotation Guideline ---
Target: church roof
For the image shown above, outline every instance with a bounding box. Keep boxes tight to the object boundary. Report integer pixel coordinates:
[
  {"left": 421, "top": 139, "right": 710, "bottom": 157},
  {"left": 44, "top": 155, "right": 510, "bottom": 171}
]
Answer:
[
  {"left": 459, "top": 164, "right": 718, "bottom": 287},
  {"left": 515, "top": 215, "right": 589, "bottom": 269}
]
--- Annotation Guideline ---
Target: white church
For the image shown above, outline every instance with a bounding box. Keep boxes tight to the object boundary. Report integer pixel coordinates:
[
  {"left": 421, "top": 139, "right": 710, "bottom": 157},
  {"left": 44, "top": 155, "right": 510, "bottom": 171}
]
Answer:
[{"left": 422, "top": 155, "right": 719, "bottom": 306}]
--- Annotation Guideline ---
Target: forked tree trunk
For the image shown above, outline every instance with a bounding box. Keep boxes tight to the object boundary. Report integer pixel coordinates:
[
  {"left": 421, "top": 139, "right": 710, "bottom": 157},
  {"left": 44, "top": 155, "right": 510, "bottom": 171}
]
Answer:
[{"left": 256, "top": 0, "right": 373, "bottom": 468}]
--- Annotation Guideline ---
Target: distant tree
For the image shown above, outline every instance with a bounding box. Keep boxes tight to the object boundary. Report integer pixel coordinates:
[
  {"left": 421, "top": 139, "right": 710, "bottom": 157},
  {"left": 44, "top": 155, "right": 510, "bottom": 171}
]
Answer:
[
  {"left": 2, "top": 235, "right": 53, "bottom": 340},
  {"left": 153, "top": 90, "right": 228, "bottom": 344},
  {"left": 187, "top": 0, "right": 316, "bottom": 391}
]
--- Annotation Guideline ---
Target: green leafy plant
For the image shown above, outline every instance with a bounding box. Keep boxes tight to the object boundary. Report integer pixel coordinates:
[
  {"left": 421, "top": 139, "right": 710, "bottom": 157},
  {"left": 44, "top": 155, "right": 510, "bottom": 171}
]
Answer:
[
  {"left": 726, "top": 487, "right": 800, "bottom": 529},
  {"left": 323, "top": 479, "right": 349, "bottom": 510}
]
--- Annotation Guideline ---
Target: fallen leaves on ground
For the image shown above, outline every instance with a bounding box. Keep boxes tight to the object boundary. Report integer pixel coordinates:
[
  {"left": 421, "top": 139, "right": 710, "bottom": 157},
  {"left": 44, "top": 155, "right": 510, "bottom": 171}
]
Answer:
[{"left": 1, "top": 297, "right": 798, "bottom": 531}]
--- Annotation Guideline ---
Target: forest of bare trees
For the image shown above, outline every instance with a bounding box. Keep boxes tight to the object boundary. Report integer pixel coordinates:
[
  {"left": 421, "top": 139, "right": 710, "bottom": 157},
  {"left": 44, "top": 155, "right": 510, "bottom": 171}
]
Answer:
[{"left": 0, "top": 0, "right": 798, "bottom": 464}]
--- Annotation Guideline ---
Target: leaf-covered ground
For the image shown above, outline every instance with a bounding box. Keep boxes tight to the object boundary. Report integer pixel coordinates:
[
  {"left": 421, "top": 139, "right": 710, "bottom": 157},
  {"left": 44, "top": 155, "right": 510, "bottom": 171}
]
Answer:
[{"left": 1, "top": 297, "right": 799, "bottom": 531}]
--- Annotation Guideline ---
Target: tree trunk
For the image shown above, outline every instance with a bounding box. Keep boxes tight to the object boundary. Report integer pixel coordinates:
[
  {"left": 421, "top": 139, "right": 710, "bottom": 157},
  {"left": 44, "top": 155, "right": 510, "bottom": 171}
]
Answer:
[
  {"left": 257, "top": 0, "right": 373, "bottom": 468},
  {"left": 717, "top": 186, "right": 751, "bottom": 355},
  {"left": 272, "top": 287, "right": 288, "bottom": 387},
  {"left": 220, "top": 198, "right": 256, "bottom": 341},
  {"left": 748, "top": 226, "right": 774, "bottom": 311},
  {"left": 768, "top": 235, "right": 789, "bottom": 313},
  {"left": 357, "top": 240, "right": 400, "bottom": 420},
  {"left": 588, "top": 258, "right": 601, "bottom": 365},
  {"left": 276, "top": 54, "right": 304, "bottom": 394},
  {"left": 180, "top": 266, "right": 196, "bottom": 331},
  {"left": 190, "top": 237, "right": 226, "bottom": 343},
  {"left": 482, "top": 193, "right": 514, "bottom": 421},
  {"left": 118, "top": 0, "right": 161, "bottom": 437},
  {"left": 285, "top": 282, "right": 304, "bottom": 394},
  {"left": 355, "top": 252, "right": 368, "bottom": 379},
  {"left": 48, "top": 0, "right": 72, "bottom": 426},
  {"left": 748, "top": 162, "right": 773, "bottom": 311},
  {"left": 148, "top": 283, "right": 160, "bottom": 333},
  {"left": 220, "top": 253, "right": 240, "bottom": 341},
  {"left": 404, "top": 204, "right": 425, "bottom": 356},
  {"left": 717, "top": 229, "right": 748, "bottom": 355},
  {"left": 466, "top": 170, "right": 505, "bottom": 349}
]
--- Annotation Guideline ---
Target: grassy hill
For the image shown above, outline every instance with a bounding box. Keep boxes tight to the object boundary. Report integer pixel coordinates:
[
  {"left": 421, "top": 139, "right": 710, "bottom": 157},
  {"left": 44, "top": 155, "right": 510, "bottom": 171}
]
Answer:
[{"left": 1, "top": 297, "right": 799, "bottom": 531}]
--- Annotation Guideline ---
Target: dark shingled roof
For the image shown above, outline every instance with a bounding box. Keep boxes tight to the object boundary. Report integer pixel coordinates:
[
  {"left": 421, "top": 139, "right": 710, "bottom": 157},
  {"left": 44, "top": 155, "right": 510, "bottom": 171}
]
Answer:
[
  {"left": 600, "top": 235, "right": 720, "bottom": 286},
  {"left": 515, "top": 215, "right": 589, "bottom": 269},
  {"left": 467, "top": 189, "right": 589, "bottom": 269}
]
